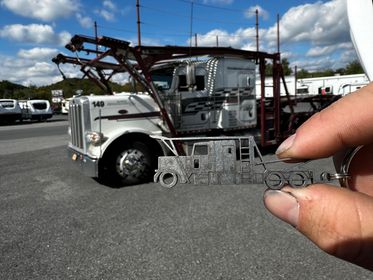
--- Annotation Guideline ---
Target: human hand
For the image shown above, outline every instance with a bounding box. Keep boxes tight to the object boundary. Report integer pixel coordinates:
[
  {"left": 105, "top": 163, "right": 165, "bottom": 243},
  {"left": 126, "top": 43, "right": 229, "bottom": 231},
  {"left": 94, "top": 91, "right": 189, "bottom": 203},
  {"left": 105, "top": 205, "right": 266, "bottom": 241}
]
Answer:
[{"left": 263, "top": 82, "right": 373, "bottom": 270}]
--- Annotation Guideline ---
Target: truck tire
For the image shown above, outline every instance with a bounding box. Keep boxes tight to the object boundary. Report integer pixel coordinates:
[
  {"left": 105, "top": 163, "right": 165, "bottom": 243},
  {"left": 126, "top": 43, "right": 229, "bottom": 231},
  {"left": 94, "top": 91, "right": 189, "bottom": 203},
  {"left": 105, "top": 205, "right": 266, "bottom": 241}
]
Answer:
[
  {"left": 109, "top": 141, "right": 154, "bottom": 186},
  {"left": 288, "top": 171, "right": 308, "bottom": 188},
  {"left": 159, "top": 172, "right": 178, "bottom": 188},
  {"left": 264, "top": 171, "right": 285, "bottom": 190}
]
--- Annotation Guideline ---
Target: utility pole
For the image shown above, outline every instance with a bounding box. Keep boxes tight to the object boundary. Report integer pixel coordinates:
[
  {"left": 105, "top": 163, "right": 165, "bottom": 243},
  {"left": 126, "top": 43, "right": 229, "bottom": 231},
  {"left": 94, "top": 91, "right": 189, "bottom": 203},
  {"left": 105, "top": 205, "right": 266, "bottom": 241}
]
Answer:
[
  {"left": 294, "top": 65, "right": 298, "bottom": 95},
  {"left": 189, "top": 0, "right": 194, "bottom": 49},
  {"left": 256, "top": 9, "right": 259, "bottom": 52},
  {"left": 136, "top": 0, "right": 141, "bottom": 47},
  {"left": 94, "top": 21, "right": 98, "bottom": 56},
  {"left": 277, "top": 14, "right": 280, "bottom": 54}
]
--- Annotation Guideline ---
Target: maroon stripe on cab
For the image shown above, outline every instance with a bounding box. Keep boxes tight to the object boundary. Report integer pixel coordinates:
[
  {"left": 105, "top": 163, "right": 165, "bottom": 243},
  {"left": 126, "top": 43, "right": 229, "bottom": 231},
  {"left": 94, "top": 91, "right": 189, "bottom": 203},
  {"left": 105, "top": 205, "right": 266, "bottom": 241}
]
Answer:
[{"left": 94, "top": 111, "right": 161, "bottom": 121}]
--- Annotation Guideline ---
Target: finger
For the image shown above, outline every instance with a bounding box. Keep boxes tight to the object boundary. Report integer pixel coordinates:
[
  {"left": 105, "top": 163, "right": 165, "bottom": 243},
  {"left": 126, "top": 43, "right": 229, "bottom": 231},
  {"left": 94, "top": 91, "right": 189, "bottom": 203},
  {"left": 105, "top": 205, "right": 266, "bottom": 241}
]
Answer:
[
  {"left": 264, "top": 185, "right": 373, "bottom": 270},
  {"left": 276, "top": 83, "right": 373, "bottom": 159}
]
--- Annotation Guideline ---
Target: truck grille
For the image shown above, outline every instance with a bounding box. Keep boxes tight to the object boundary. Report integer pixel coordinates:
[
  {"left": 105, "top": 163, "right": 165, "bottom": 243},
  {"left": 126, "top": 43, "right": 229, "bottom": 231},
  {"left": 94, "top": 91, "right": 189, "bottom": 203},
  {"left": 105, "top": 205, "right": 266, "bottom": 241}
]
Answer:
[{"left": 69, "top": 103, "right": 84, "bottom": 149}]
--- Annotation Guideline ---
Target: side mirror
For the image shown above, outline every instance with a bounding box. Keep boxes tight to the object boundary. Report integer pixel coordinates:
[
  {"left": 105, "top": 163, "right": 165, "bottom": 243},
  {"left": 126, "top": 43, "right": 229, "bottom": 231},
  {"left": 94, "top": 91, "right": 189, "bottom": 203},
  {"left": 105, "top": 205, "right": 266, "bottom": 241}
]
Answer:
[{"left": 130, "top": 77, "right": 137, "bottom": 93}]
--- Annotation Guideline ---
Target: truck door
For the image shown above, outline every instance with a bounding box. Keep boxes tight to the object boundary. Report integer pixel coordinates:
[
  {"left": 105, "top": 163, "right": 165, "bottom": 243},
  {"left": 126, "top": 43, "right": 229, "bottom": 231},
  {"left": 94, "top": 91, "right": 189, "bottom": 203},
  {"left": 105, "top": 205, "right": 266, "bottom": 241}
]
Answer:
[
  {"left": 238, "top": 73, "right": 256, "bottom": 124},
  {"left": 220, "top": 143, "right": 236, "bottom": 184},
  {"left": 191, "top": 142, "right": 210, "bottom": 185},
  {"left": 178, "top": 66, "right": 210, "bottom": 129}
]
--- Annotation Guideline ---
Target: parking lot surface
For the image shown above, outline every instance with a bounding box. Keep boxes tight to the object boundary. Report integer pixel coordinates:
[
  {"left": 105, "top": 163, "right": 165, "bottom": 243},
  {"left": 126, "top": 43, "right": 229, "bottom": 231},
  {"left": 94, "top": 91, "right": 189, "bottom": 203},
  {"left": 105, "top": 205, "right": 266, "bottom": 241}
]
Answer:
[{"left": 0, "top": 121, "right": 371, "bottom": 279}]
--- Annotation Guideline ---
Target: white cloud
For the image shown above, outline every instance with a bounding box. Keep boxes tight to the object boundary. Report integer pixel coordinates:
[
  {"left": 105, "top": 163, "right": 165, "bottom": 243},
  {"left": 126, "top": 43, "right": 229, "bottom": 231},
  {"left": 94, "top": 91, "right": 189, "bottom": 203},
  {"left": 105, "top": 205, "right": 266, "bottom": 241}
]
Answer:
[
  {"left": 0, "top": 24, "right": 71, "bottom": 46},
  {"left": 0, "top": 54, "right": 59, "bottom": 86},
  {"left": 58, "top": 31, "right": 72, "bottom": 46},
  {"left": 0, "top": 48, "right": 84, "bottom": 86},
  {"left": 191, "top": 0, "right": 350, "bottom": 71},
  {"left": 76, "top": 13, "right": 94, "bottom": 29},
  {"left": 245, "top": 5, "right": 269, "bottom": 20},
  {"left": 0, "top": 0, "right": 79, "bottom": 21},
  {"left": 120, "top": 5, "right": 132, "bottom": 16},
  {"left": 306, "top": 42, "right": 353, "bottom": 57},
  {"left": 292, "top": 56, "right": 336, "bottom": 72},
  {"left": 258, "top": 0, "right": 352, "bottom": 70},
  {"left": 340, "top": 49, "right": 359, "bottom": 64},
  {"left": 265, "top": 0, "right": 348, "bottom": 46},
  {"left": 193, "top": 29, "right": 231, "bottom": 47},
  {"left": 95, "top": 0, "right": 117, "bottom": 21},
  {"left": 18, "top": 47, "right": 59, "bottom": 60},
  {"left": 281, "top": 51, "right": 296, "bottom": 60},
  {"left": 103, "top": 0, "right": 116, "bottom": 10},
  {"left": 0, "top": 0, "right": 356, "bottom": 85},
  {"left": 111, "top": 73, "right": 130, "bottom": 86},
  {"left": 191, "top": 28, "right": 257, "bottom": 49},
  {"left": 96, "top": 9, "right": 115, "bottom": 21}
]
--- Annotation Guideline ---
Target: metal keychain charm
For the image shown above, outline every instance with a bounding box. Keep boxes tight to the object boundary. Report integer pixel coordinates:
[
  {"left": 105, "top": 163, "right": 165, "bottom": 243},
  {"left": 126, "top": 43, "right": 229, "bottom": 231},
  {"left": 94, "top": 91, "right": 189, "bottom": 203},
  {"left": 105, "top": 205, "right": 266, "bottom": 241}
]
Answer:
[{"left": 152, "top": 135, "right": 360, "bottom": 190}]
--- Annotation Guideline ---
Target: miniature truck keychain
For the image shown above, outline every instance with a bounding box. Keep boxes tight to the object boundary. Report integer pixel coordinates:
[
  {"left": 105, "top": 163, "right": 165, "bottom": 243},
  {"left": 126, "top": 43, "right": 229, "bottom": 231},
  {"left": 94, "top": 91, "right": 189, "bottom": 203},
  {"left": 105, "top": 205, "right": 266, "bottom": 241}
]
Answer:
[{"left": 152, "top": 136, "right": 351, "bottom": 189}]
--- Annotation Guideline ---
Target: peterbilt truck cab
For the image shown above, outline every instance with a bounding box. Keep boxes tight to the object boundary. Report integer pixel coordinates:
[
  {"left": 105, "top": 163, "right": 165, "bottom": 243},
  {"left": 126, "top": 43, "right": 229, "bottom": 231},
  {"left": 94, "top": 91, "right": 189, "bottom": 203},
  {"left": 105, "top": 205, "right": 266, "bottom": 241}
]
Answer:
[{"left": 67, "top": 56, "right": 257, "bottom": 185}]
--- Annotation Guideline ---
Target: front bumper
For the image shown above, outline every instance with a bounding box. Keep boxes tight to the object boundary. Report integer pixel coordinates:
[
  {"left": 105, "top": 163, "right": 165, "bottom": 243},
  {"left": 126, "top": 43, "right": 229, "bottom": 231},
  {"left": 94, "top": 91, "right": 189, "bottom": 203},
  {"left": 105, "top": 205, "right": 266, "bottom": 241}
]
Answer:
[{"left": 67, "top": 147, "right": 99, "bottom": 177}]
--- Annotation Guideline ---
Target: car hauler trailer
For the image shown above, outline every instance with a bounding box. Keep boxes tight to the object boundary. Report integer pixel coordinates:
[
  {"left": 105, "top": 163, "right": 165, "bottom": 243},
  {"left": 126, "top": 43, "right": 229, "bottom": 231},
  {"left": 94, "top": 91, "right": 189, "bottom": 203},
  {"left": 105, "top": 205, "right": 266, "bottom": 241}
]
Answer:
[
  {"left": 257, "top": 73, "right": 369, "bottom": 98},
  {"left": 52, "top": 34, "right": 337, "bottom": 185}
]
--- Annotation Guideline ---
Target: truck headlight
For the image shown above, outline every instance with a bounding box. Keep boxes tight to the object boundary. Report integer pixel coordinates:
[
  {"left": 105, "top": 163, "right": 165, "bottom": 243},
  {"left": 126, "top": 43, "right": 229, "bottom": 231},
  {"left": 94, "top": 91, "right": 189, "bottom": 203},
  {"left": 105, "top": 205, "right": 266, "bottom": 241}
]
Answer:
[{"left": 86, "top": 131, "right": 104, "bottom": 145}]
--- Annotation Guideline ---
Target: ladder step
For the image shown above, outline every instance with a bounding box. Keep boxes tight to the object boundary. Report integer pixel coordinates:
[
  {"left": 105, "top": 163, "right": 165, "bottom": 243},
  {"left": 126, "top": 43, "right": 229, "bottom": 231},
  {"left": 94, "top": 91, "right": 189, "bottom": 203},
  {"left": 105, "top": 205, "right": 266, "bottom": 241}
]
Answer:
[{"left": 264, "top": 140, "right": 277, "bottom": 145}]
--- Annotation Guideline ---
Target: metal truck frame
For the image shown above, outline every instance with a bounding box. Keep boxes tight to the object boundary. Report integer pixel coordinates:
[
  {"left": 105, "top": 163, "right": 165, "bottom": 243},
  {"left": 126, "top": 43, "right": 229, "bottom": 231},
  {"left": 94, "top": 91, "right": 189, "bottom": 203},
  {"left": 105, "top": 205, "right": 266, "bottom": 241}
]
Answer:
[
  {"left": 152, "top": 135, "right": 315, "bottom": 189},
  {"left": 52, "top": 34, "right": 338, "bottom": 186}
]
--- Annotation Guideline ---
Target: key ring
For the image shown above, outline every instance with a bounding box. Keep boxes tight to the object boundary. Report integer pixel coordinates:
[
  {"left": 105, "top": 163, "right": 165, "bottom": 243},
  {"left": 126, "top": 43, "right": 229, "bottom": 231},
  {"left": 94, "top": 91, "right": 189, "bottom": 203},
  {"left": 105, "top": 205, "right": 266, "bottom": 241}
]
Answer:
[{"left": 333, "top": 146, "right": 364, "bottom": 188}]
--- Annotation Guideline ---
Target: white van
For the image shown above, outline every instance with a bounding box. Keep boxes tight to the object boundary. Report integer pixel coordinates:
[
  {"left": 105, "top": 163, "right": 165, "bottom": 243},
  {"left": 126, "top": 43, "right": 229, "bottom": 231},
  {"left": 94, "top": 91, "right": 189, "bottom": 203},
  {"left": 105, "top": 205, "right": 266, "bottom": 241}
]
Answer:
[
  {"left": 0, "top": 99, "right": 23, "bottom": 123},
  {"left": 19, "top": 99, "right": 53, "bottom": 121},
  {"left": 61, "top": 98, "right": 72, "bottom": 114}
]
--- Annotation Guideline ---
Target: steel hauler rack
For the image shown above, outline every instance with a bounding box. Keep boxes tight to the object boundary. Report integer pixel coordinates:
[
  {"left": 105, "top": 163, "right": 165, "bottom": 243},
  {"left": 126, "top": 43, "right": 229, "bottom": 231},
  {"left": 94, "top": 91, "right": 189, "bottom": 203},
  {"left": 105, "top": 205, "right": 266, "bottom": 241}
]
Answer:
[{"left": 52, "top": 34, "right": 337, "bottom": 185}]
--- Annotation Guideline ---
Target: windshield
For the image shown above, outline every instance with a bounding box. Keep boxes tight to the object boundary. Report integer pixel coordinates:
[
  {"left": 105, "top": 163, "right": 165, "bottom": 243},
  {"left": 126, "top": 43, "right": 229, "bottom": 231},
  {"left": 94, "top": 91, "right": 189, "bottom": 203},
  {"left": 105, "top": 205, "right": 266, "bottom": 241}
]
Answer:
[{"left": 151, "top": 69, "right": 174, "bottom": 90}]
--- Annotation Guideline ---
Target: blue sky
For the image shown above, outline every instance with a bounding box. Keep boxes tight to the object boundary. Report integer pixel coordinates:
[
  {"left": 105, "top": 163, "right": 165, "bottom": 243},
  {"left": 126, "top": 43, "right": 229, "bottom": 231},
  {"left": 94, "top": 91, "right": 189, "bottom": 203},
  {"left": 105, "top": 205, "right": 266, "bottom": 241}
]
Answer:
[{"left": 0, "top": 0, "right": 355, "bottom": 86}]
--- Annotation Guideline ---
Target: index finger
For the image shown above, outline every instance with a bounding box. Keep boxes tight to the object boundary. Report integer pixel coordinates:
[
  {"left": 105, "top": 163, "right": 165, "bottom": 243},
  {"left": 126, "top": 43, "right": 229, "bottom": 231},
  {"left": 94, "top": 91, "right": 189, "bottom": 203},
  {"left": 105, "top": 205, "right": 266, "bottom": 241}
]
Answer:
[{"left": 276, "top": 82, "right": 373, "bottom": 159}]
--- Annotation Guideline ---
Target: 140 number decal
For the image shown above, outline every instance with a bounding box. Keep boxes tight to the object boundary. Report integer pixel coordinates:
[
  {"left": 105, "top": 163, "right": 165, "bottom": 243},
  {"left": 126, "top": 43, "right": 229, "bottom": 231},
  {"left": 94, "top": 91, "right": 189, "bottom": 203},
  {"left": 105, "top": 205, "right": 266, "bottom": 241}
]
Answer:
[{"left": 92, "top": 101, "right": 105, "bottom": 107}]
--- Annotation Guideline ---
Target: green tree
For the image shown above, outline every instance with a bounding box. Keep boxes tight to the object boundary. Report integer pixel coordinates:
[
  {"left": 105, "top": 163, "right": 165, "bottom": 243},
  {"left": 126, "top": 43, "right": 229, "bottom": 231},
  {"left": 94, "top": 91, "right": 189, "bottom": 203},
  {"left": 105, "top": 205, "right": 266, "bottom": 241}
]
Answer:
[
  {"left": 281, "top": 58, "right": 292, "bottom": 76},
  {"left": 296, "top": 68, "right": 310, "bottom": 79},
  {"left": 344, "top": 60, "right": 364, "bottom": 75},
  {"left": 265, "top": 58, "right": 292, "bottom": 76}
]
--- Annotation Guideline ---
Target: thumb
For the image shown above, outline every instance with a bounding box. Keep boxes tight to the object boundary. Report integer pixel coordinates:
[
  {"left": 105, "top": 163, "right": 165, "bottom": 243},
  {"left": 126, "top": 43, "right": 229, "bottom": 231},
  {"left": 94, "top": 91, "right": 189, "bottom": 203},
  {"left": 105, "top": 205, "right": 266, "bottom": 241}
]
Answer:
[
  {"left": 275, "top": 83, "right": 373, "bottom": 159},
  {"left": 264, "top": 185, "right": 373, "bottom": 270}
]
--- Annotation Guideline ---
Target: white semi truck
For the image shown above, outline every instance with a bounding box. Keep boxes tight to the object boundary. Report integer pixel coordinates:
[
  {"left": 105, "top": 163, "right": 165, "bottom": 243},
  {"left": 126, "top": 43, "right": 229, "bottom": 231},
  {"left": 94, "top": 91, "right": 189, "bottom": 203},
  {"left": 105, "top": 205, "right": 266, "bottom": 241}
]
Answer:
[{"left": 53, "top": 35, "right": 337, "bottom": 185}]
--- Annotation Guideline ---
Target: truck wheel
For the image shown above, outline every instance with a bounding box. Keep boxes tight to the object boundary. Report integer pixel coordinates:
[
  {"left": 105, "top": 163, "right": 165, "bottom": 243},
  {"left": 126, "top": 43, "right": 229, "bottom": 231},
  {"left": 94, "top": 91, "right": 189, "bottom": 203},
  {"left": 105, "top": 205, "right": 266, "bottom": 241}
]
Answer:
[
  {"left": 113, "top": 141, "right": 154, "bottom": 185},
  {"left": 159, "top": 172, "right": 178, "bottom": 188},
  {"left": 264, "top": 171, "right": 285, "bottom": 190}
]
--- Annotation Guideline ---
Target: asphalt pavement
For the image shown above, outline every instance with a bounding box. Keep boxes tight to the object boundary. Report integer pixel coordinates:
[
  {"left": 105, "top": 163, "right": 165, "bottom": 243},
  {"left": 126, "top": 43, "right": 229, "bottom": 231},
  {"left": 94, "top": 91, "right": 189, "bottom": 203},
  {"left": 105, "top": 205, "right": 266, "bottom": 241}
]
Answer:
[{"left": 0, "top": 120, "right": 371, "bottom": 279}]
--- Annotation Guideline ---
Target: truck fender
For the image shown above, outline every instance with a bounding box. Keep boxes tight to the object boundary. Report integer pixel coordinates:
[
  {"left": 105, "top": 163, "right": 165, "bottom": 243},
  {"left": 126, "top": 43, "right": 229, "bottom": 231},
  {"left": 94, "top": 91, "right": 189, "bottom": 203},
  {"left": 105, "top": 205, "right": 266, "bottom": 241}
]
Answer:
[
  {"left": 99, "top": 128, "right": 162, "bottom": 156},
  {"left": 154, "top": 171, "right": 161, "bottom": 183}
]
